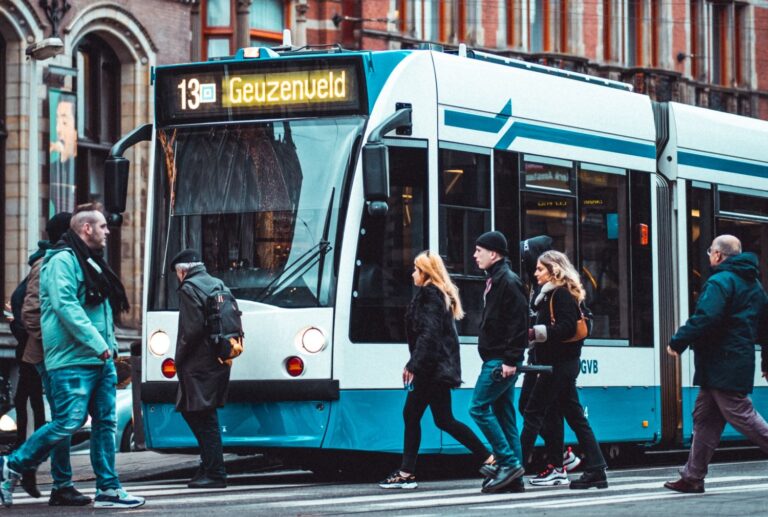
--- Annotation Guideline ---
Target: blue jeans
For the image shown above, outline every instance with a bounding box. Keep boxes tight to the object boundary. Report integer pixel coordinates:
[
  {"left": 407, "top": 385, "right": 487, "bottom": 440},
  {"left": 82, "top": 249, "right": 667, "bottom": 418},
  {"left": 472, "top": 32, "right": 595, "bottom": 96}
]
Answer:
[
  {"left": 9, "top": 361, "right": 120, "bottom": 491},
  {"left": 469, "top": 359, "right": 522, "bottom": 468},
  {"left": 34, "top": 362, "right": 73, "bottom": 489}
]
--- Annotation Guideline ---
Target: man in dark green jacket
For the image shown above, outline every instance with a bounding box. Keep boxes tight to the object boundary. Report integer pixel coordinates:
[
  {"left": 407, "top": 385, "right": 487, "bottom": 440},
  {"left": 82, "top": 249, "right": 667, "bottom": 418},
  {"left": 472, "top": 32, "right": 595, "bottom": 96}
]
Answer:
[{"left": 664, "top": 235, "right": 768, "bottom": 494}]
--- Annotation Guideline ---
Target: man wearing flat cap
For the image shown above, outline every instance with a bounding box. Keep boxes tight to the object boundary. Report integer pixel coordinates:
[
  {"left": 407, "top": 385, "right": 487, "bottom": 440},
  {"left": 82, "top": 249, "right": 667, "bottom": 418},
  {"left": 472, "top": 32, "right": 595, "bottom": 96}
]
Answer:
[
  {"left": 470, "top": 231, "right": 529, "bottom": 494},
  {"left": 171, "top": 249, "right": 230, "bottom": 489}
]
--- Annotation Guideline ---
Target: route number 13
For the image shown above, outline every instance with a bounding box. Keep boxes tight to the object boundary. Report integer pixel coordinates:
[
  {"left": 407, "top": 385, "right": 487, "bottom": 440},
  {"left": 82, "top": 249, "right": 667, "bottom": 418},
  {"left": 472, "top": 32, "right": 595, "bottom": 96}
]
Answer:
[{"left": 178, "top": 78, "right": 201, "bottom": 110}]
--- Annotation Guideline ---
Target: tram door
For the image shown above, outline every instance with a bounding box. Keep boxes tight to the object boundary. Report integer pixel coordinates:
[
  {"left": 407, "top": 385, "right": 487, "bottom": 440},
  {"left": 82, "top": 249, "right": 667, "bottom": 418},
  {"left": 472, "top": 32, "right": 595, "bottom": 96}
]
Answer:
[{"left": 685, "top": 183, "right": 768, "bottom": 441}]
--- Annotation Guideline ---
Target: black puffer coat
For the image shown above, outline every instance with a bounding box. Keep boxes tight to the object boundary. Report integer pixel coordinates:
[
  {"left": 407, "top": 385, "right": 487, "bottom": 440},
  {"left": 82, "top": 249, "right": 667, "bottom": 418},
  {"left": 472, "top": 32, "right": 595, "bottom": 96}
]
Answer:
[
  {"left": 405, "top": 284, "right": 462, "bottom": 388},
  {"left": 175, "top": 265, "right": 231, "bottom": 412}
]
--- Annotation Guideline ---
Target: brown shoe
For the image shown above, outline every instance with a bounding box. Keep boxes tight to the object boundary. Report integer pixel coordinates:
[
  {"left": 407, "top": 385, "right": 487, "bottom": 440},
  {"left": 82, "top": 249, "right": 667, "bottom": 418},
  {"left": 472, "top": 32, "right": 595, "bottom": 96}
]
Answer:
[{"left": 663, "top": 477, "right": 704, "bottom": 494}]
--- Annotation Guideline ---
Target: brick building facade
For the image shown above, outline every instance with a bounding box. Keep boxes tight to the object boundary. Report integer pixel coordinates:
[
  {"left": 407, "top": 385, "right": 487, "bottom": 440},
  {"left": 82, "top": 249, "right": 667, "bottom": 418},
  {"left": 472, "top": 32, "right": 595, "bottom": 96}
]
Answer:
[{"left": 0, "top": 0, "right": 193, "bottom": 361}]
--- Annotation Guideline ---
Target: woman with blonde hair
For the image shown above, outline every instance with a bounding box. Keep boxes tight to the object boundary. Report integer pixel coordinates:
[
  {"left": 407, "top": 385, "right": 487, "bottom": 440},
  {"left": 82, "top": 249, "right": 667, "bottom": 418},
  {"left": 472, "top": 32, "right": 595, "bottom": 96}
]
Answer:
[
  {"left": 520, "top": 250, "right": 608, "bottom": 490},
  {"left": 379, "top": 251, "right": 492, "bottom": 489}
]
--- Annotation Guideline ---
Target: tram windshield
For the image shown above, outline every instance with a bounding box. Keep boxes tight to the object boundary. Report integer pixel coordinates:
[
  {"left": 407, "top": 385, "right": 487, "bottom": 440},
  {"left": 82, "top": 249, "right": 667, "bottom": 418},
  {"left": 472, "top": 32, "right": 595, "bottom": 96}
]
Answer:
[{"left": 148, "top": 116, "right": 364, "bottom": 309}]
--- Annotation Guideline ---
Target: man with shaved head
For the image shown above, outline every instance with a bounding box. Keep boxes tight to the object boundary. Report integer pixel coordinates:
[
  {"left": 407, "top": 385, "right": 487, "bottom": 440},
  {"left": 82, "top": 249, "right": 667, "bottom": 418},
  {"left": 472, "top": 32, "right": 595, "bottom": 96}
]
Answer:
[
  {"left": 0, "top": 203, "right": 145, "bottom": 509},
  {"left": 665, "top": 234, "right": 768, "bottom": 494}
]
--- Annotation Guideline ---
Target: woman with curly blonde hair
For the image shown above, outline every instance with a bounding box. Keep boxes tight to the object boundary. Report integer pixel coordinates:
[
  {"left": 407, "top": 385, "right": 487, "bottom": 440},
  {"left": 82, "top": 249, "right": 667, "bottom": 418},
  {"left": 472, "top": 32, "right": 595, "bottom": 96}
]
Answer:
[
  {"left": 520, "top": 250, "right": 608, "bottom": 490},
  {"left": 379, "top": 251, "right": 492, "bottom": 489}
]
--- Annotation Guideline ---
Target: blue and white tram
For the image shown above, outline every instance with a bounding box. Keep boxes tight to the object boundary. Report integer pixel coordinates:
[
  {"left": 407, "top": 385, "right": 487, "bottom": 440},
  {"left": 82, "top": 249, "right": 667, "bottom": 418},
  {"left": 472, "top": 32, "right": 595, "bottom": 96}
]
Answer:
[{"left": 108, "top": 42, "right": 768, "bottom": 460}]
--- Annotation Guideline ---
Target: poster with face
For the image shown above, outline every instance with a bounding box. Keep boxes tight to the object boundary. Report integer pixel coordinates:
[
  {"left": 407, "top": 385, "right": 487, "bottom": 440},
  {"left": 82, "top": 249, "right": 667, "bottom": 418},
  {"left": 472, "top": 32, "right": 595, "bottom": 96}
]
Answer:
[{"left": 49, "top": 89, "right": 77, "bottom": 215}]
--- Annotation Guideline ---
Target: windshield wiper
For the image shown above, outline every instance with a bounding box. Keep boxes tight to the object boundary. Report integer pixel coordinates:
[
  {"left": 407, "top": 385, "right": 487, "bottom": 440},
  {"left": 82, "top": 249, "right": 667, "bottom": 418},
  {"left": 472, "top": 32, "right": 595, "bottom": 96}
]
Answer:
[{"left": 255, "top": 189, "right": 335, "bottom": 303}]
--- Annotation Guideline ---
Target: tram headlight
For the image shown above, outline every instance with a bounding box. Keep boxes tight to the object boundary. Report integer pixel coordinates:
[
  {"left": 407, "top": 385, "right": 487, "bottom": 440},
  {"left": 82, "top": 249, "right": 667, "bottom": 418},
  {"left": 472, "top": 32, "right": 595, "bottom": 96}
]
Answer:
[
  {"left": 148, "top": 330, "right": 170, "bottom": 357},
  {"left": 298, "top": 326, "right": 326, "bottom": 354},
  {"left": 0, "top": 414, "right": 16, "bottom": 432}
]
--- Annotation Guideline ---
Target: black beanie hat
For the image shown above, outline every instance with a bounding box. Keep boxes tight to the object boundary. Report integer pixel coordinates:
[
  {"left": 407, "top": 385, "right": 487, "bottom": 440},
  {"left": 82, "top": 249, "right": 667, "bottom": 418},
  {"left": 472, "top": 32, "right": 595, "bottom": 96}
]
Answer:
[
  {"left": 476, "top": 231, "right": 508, "bottom": 256},
  {"left": 169, "top": 248, "right": 201, "bottom": 271},
  {"left": 45, "top": 212, "right": 72, "bottom": 244}
]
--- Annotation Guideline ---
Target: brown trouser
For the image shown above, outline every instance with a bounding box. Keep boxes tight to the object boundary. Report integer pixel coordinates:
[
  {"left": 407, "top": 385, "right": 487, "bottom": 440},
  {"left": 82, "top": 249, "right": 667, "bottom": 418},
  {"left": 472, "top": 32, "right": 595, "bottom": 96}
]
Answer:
[{"left": 682, "top": 387, "right": 768, "bottom": 482}]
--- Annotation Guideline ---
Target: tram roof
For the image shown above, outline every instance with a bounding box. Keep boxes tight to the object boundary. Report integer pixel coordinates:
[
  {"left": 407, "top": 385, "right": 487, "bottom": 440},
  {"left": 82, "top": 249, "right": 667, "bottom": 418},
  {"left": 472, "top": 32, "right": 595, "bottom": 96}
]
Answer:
[{"left": 670, "top": 102, "right": 768, "bottom": 181}]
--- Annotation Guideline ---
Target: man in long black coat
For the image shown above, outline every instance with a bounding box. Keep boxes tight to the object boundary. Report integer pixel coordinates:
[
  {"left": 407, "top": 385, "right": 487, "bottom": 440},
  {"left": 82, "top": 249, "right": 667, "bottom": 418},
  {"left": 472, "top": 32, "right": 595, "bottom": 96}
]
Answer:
[{"left": 172, "top": 249, "right": 231, "bottom": 489}]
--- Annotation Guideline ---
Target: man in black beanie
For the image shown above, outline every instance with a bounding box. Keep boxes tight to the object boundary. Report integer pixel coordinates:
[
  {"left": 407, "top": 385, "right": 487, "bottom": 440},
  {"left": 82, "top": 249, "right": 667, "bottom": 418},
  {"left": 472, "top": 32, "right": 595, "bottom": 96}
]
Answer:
[{"left": 470, "top": 231, "right": 529, "bottom": 493}]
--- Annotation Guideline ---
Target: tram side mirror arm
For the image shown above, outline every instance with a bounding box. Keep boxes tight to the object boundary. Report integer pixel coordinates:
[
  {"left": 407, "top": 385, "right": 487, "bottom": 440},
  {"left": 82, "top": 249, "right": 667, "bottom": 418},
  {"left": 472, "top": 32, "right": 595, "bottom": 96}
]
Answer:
[
  {"left": 362, "top": 106, "right": 412, "bottom": 216},
  {"left": 104, "top": 123, "right": 153, "bottom": 225}
]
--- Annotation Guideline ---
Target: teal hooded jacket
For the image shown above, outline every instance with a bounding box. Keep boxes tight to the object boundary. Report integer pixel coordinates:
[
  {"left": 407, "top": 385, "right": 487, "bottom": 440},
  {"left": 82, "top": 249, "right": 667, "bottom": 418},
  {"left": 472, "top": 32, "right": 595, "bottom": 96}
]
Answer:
[
  {"left": 670, "top": 253, "right": 768, "bottom": 394},
  {"left": 39, "top": 247, "right": 117, "bottom": 371}
]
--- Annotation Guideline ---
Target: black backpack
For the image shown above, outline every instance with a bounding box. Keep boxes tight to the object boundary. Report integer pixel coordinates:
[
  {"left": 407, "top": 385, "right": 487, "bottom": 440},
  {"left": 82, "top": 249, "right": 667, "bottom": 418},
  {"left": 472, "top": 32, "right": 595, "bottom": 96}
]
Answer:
[{"left": 203, "top": 285, "right": 244, "bottom": 364}]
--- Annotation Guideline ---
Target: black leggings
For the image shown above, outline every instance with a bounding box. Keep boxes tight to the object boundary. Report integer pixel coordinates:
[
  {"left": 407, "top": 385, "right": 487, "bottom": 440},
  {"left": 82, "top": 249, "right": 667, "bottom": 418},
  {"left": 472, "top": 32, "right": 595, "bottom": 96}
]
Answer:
[
  {"left": 520, "top": 358, "right": 606, "bottom": 471},
  {"left": 14, "top": 362, "right": 45, "bottom": 446},
  {"left": 401, "top": 380, "right": 489, "bottom": 474}
]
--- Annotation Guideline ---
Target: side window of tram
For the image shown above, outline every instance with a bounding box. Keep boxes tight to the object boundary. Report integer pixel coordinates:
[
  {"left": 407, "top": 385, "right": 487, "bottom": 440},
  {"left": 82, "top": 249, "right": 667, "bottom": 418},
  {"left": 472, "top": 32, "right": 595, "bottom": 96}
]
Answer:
[
  {"left": 578, "top": 164, "right": 630, "bottom": 341},
  {"left": 520, "top": 156, "right": 577, "bottom": 261},
  {"left": 350, "top": 146, "right": 428, "bottom": 343},
  {"left": 438, "top": 147, "right": 491, "bottom": 336},
  {"left": 716, "top": 189, "right": 768, "bottom": 292},
  {"left": 688, "top": 184, "right": 714, "bottom": 308}
]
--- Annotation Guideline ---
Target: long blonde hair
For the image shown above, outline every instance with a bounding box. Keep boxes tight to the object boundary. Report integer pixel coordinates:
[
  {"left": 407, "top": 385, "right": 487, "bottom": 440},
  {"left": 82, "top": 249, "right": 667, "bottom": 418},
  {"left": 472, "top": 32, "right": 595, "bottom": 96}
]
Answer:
[
  {"left": 537, "top": 250, "right": 585, "bottom": 302},
  {"left": 414, "top": 251, "right": 465, "bottom": 320}
]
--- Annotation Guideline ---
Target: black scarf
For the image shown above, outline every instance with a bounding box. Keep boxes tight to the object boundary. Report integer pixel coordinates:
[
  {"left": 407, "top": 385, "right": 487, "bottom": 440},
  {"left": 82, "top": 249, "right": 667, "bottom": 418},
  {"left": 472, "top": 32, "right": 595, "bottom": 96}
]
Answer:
[{"left": 58, "top": 229, "right": 130, "bottom": 313}]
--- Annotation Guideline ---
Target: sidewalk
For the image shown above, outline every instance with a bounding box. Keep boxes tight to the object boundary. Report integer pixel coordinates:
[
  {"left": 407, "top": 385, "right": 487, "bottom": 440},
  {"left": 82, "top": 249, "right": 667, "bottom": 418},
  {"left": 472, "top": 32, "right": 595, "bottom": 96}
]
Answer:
[{"left": 35, "top": 451, "right": 267, "bottom": 484}]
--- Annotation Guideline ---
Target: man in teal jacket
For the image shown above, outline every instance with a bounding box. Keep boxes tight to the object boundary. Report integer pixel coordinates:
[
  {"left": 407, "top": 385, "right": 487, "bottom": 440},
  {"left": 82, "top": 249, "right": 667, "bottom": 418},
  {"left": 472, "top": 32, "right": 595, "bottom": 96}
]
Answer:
[
  {"left": 664, "top": 234, "right": 768, "bottom": 494},
  {"left": 0, "top": 204, "right": 145, "bottom": 509}
]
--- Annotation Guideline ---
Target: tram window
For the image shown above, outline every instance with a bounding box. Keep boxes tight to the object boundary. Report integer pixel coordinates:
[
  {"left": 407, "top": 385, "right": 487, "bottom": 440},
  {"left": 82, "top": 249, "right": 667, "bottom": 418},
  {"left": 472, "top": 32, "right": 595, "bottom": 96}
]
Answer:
[
  {"left": 439, "top": 148, "right": 491, "bottom": 336},
  {"left": 494, "top": 150, "right": 522, "bottom": 270},
  {"left": 688, "top": 184, "right": 714, "bottom": 308},
  {"left": 716, "top": 217, "right": 768, "bottom": 292},
  {"left": 719, "top": 190, "right": 768, "bottom": 219},
  {"left": 578, "top": 165, "right": 629, "bottom": 341},
  {"left": 350, "top": 146, "right": 428, "bottom": 343},
  {"left": 521, "top": 192, "right": 576, "bottom": 262},
  {"left": 629, "top": 171, "right": 653, "bottom": 347},
  {"left": 716, "top": 188, "right": 768, "bottom": 290},
  {"left": 522, "top": 155, "right": 574, "bottom": 193}
]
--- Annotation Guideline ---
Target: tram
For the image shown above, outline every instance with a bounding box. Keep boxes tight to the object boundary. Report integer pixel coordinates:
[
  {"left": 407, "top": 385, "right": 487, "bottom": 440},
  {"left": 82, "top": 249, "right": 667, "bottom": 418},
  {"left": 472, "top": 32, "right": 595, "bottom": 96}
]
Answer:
[{"left": 105, "top": 38, "right": 768, "bottom": 462}]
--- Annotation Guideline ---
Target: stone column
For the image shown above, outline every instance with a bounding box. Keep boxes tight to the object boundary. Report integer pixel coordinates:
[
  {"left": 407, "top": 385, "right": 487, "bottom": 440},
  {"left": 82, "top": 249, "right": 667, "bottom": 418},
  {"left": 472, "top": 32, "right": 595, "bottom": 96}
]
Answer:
[
  {"left": 236, "top": 0, "right": 253, "bottom": 50},
  {"left": 190, "top": 0, "right": 201, "bottom": 62},
  {"left": 295, "top": 0, "right": 309, "bottom": 47}
]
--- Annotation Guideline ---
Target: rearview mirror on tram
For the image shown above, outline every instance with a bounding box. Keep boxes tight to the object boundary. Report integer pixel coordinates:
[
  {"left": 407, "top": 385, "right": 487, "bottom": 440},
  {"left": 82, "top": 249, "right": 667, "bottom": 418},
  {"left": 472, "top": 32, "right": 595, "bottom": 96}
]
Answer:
[
  {"left": 105, "top": 157, "right": 130, "bottom": 221},
  {"left": 362, "top": 142, "right": 390, "bottom": 216}
]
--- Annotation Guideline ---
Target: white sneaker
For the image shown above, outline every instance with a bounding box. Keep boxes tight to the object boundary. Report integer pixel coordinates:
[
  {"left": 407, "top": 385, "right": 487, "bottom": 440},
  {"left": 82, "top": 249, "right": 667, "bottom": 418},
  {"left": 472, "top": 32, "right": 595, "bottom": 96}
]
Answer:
[
  {"left": 563, "top": 446, "right": 582, "bottom": 472},
  {"left": 94, "top": 488, "right": 146, "bottom": 509},
  {"left": 529, "top": 465, "right": 569, "bottom": 486},
  {"left": 0, "top": 456, "right": 21, "bottom": 507}
]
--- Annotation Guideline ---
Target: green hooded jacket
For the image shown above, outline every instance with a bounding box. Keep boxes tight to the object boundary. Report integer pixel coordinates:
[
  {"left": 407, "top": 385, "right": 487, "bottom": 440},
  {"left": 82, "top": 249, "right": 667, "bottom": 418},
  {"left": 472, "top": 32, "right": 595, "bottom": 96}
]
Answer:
[
  {"left": 670, "top": 252, "right": 768, "bottom": 394},
  {"left": 39, "top": 247, "right": 117, "bottom": 371}
]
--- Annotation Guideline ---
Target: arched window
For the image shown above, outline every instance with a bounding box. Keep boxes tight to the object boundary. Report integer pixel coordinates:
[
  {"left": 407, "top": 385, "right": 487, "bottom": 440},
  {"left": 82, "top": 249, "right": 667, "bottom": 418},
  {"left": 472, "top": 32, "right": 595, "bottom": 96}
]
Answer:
[{"left": 73, "top": 34, "right": 122, "bottom": 277}]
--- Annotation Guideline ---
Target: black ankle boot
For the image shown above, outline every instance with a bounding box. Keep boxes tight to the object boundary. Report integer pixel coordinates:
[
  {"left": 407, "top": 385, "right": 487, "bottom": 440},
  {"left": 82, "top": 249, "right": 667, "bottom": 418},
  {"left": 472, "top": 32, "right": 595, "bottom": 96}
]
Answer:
[{"left": 569, "top": 468, "right": 608, "bottom": 490}]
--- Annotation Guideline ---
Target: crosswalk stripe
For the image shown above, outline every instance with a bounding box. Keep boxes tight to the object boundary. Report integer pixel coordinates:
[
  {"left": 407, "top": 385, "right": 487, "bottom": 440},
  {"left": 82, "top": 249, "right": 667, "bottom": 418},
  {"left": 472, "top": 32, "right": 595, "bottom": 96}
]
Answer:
[
  {"left": 254, "top": 474, "right": 766, "bottom": 510},
  {"left": 474, "top": 483, "right": 768, "bottom": 510}
]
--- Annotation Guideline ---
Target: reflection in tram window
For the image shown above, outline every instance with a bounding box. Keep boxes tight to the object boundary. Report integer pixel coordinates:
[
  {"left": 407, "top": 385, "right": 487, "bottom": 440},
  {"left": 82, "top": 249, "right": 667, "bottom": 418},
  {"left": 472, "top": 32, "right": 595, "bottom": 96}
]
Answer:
[
  {"left": 439, "top": 147, "right": 491, "bottom": 336},
  {"left": 521, "top": 192, "right": 576, "bottom": 262},
  {"left": 716, "top": 215, "right": 768, "bottom": 292},
  {"left": 687, "top": 184, "right": 713, "bottom": 309},
  {"left": 578, "top": 165, "right": 629, "bottom": 340},
  {"left": 150, "top": 119, "right": 358, "bottom": 310},
  {"left": 522, "top": 155, "right": 574, "bottom": 192}
]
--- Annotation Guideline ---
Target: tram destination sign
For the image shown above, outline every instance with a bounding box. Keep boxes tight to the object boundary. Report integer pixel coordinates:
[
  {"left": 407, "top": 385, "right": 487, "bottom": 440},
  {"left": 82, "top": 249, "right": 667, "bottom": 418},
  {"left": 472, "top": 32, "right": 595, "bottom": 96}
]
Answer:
[{"left": 156, "top": 58, "right": 366, "bottom": 125}]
